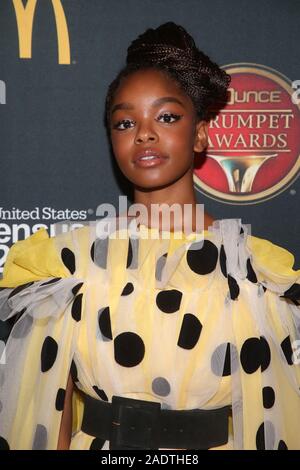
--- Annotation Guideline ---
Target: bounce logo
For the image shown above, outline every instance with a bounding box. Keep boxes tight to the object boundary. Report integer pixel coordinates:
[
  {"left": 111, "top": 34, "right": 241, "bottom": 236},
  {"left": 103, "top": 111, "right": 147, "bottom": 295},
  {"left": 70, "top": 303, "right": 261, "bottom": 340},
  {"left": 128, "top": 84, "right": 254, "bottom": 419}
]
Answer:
[
  {"left": 12, "top": 0, "right": 71, "bottom": 64},
  {"left": 193, "top": 63, "right": 300, "bottom": 204}
]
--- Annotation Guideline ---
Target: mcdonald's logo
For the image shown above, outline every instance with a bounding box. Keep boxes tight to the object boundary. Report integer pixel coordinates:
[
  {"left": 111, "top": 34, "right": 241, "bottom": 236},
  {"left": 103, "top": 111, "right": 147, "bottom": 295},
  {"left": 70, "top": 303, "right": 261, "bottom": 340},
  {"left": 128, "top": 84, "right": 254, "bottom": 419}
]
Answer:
[{"left": 13, "top": 0, "right": 71, "bottom": 64}]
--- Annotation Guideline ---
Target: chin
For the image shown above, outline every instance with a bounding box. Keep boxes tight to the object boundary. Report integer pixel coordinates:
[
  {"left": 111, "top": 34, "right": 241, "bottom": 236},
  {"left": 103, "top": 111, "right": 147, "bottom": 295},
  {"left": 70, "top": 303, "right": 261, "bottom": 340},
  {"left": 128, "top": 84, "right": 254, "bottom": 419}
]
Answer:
[{"left": 133, "top": 179, "right": 177, "bottom": 191}]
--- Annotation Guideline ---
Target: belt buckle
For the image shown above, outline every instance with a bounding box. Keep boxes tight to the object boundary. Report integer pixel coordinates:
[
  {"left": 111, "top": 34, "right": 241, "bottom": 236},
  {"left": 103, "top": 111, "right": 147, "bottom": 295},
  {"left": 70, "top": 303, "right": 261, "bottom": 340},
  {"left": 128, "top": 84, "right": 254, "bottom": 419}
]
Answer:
[{"left": 110, "top": 395, "right": 161, "bottom": 450}]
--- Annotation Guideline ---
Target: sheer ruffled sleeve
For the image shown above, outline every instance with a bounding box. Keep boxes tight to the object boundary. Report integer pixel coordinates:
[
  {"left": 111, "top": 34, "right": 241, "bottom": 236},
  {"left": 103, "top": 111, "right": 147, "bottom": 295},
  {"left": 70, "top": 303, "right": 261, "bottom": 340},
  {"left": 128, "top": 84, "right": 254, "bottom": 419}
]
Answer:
[
  {"left": 1, "top": 220, "right": 299, "bottom": 450},
  {"left": 0, "top": 228, "right": 70, "bottom": 288},
  {"left": 210, "top": 219, "right": 300, "bottom": 450},
  {"left": 247, "top": 233, "right": 300, "bottom": 301},
  {"left": 0, "top": 227, "right": 85, "bottom": 450}
]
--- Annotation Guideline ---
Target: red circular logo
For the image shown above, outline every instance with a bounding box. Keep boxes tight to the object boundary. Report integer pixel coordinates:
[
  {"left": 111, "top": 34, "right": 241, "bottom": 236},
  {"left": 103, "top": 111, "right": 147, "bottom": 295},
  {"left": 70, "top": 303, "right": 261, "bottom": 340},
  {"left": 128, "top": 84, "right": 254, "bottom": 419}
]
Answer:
[{"left": 193, "top": 63, "right": 300, "bottom": 204}]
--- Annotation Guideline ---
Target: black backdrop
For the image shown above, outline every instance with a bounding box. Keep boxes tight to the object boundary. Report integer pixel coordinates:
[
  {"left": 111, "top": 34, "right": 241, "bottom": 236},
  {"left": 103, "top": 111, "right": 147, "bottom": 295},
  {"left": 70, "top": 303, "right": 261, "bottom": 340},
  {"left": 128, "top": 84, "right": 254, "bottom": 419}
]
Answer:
[{"left": 0, "top": 0, "right": 300, "bottom": 274}]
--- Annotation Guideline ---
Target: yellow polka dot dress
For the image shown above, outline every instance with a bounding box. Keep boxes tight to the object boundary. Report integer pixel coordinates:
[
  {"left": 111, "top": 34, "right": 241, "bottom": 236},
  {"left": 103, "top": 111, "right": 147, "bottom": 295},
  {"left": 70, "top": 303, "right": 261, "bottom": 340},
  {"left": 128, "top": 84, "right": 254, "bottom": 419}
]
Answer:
[{"left": 0, "top": 218, "right": 299, "bottom": 450}]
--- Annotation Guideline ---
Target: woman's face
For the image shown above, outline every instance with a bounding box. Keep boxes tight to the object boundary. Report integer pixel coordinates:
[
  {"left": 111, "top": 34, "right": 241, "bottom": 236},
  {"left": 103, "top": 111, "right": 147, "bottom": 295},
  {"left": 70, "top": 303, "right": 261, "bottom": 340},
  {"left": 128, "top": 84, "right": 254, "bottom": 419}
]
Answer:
[{"left": 109, "top": 68, "right": 207, "bottom": 190}]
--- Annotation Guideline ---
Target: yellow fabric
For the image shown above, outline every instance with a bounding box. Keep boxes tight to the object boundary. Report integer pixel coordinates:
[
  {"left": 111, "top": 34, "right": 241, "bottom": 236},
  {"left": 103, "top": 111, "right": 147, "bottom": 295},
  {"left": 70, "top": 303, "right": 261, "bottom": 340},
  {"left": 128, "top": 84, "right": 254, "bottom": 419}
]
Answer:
[
  {"left": 247, "top": 235, "right": 299, "bottom": 281},
  {"left": 0, "top": 221, "right": 299, "bottom": 450},
  {"left": 0, "top": 228, "right": 70, "bottom": 288},
  {"left": 0, "top": 228, "right": 86, "bottom": 438},
  {"left": 0, "top": 228, "right": 83, "bottom": 447},
  {"left": 1, "top": 228, "right": 299, "bottom": 289}
]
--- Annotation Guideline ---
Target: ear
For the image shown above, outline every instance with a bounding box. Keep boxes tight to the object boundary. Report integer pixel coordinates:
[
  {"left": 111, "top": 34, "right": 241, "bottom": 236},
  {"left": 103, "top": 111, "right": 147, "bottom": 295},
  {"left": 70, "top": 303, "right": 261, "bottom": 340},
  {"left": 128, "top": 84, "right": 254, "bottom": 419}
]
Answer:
[{"left": 193, "top": 120, "right": 208, "bottom": 153}]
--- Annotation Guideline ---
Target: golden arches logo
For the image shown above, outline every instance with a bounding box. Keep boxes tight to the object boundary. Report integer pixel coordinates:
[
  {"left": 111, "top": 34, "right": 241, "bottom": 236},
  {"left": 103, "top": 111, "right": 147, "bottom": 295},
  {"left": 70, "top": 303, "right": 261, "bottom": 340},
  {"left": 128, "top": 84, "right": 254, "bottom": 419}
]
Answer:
[{"left": 13, "top": 0, "right": 71, "bottom": 64}]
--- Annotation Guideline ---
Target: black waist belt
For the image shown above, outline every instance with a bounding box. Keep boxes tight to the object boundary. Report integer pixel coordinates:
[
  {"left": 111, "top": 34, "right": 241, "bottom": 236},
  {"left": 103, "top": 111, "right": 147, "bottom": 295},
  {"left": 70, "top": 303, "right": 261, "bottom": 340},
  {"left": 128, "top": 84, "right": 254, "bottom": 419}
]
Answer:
[{"left": 81, "top": 393, "right": 231, "bottom": 450}]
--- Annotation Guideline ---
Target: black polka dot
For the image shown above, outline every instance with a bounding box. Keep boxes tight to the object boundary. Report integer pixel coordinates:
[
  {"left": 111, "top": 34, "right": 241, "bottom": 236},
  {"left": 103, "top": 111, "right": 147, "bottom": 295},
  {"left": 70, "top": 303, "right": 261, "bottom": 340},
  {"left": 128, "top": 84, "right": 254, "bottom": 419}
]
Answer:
[
  {"left": 70, "top": 360, "right": 78, "bottom": 383},
  {"left": 260, "top": 337, "right": 271, "bottom": 372},
  {"left": 240, "top": 338, "right": 261, "bottom": 374},
  {"left": 281, "top": 336, "right": 293, "bottom": 365},
  {"left": 156, "top": 290, "right": 182, "bottom": 313},
  {"left": 92, "top": 385, "right": 108, "bottom": 401},
  {"left": 240, "top": 337, "right": 271, "bottom": 374},
  {"left": 72, "top": 282, "right": 84, "bottom": 296},
  {"left": 0, "top": 436, "right": 9, "bottom": 450},
  {"left": 11, "top": 313, "right": 33, "bottom": 339},
  {"left": 10, "top": 307, "right": 27, "bottom": 328},
  {"left": 262, "top": 386, "right": 275, "bottom": 409},
  {"left": 91, "top": 238, "right": 108, "bottom": 269},
  {"left": 152, "top": 377, "right": 171, "bottom": 397},
  {"left": 90, "top": 241, "right": 95, "bottom": 261},
  {"left": 256, "top": 423, "right": 265, "bottom": 449},
  {"left": 256, "top": 421, "right": 275, "bottom": 450},
  {"left": 41, "top": 336, "right": 58, "bottom": 372},
  {"left": 32, "top": 424, "right": 47, "bottom": 450},
  {"left": 40, "top": 277, "right": 62, "bottom": 286},
  {"left": 126, "top": 238, "right": 139, "bottom": 269},
  {"left": 114, "top": 332, "right": 145, "bottom": 367},
  {"left": 219, "top": 244, "right": 227, "bottom": 278},
  {"left": 8, "top": 282, "right": 34, "bottom": 299},
  {"left": 186, "top": 240, "right": 218, "bottom": 275},
  {"left": 278, "top": 440, "right": 288, "bottom": 450},
  {"left": 71, "top": 294, "right": 83, "bottom": 322},
  {"left": 55, "top": 388, "right": 66, "bottom": 411},
  {"left": 126, "top": 239, "right": 132, "bottom": 268},
  {"left": 246, "top": 258, "right": 257, "bottom": 283},
  {"left": 121, "top": 282, "right": 134, "bottom": 296},
  {"left": 222, "top": 343, "right": 233, "bottom": 376},
  {"left": 280, "top": 283, "right": 300, "bottom": 306},
  {"left": 177, "top": 314, "right": 202, "bottom": 350},
  {"left": 89, "top": 437, "right": 106, "bottom": 450},
  {"left": 98, "top": 307, "right": 112, "bottom": 340},
  {"left": 211, "top": 343, "right": 238, "bottom": 377},
  {"left": 0, "top": 318, "right": 15, "bottom": 343},
  {"left": 240, "top": 227, "right": 244, "bottom": 235},
  {"left": 61, "top": 247, "right": 76, "bottom": 274},
  {"left": 228, "top": 275, "right": 240, "bottom": 300}
]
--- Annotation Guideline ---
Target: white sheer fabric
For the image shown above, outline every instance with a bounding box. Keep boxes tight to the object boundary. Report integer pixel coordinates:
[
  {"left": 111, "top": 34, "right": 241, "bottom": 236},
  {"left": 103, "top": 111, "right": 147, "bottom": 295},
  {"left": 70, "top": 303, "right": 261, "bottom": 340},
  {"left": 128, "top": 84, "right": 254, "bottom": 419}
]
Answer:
[{"left": 0, "top": 218, "right": 299, "bottom": 449}]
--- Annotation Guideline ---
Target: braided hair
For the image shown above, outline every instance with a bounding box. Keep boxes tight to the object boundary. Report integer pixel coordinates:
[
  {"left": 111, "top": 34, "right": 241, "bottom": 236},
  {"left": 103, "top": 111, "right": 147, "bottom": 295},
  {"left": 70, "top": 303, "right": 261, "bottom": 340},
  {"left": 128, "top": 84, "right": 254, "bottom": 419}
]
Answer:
[{"left": 105, "top": 21, "right": 231, "bottom": 130}]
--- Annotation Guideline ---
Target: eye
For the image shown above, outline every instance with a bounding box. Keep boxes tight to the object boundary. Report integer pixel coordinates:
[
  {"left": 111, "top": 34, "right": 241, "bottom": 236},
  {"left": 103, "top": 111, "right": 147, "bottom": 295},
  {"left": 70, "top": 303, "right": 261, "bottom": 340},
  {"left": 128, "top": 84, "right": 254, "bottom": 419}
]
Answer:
[
  {"left": 157, "top": 113, "right": 182, "bottom": 123},
  {"left": 113, "top": 119, "right": 135, "bottom": 131}
]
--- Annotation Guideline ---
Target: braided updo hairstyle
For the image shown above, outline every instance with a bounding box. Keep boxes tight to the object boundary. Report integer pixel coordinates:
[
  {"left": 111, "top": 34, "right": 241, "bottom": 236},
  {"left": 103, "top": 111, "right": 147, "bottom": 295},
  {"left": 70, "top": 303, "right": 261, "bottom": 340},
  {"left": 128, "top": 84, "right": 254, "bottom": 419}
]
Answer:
[{"left": 105, "top": 22, "right": 230, "bottom": 130}]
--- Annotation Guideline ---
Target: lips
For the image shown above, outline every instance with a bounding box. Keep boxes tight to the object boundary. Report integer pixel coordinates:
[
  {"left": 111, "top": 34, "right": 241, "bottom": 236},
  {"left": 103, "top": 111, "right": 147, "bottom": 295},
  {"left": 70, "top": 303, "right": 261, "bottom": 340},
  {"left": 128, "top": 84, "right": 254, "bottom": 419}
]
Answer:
[{"left": 133, "top": 149, "right": 168, "bottom": 168}]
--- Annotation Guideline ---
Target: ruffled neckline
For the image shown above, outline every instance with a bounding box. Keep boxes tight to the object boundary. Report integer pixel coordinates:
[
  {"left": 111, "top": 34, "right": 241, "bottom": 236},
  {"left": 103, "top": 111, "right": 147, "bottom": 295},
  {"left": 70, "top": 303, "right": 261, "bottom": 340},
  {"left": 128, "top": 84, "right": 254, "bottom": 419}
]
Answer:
[{"left": 137, "top": 223, "right": 211, "bottom": 242}]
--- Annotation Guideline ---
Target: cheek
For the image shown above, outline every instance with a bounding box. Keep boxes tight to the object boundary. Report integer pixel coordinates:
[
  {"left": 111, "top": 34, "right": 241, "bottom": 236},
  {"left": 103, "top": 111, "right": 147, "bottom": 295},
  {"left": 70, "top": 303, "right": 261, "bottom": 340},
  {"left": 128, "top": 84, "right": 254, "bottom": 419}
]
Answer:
[
  {"left": 163, "top": 124, "right": 195, "bottom": 150},
  {"left": 111, "top": 136, "right": 131, "bottom": 164},
  {"left": 163, "top": 138, "right": 194, "bottom": 169}
]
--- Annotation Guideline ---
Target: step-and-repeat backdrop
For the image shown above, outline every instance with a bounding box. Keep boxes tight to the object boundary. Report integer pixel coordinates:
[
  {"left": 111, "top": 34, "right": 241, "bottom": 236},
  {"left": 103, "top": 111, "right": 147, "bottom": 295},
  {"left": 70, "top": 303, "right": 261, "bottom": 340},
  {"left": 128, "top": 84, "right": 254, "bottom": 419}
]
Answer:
[{"left": 1, "top": 0, "right": 300, "bottom": 275}]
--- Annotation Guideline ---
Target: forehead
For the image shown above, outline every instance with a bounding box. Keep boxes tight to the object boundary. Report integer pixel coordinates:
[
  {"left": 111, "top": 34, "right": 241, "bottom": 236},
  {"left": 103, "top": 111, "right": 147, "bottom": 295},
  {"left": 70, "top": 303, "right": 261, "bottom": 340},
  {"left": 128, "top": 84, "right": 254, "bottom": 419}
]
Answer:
[{"left": 113, "top": 68, "right": 190, "bottom": 103}]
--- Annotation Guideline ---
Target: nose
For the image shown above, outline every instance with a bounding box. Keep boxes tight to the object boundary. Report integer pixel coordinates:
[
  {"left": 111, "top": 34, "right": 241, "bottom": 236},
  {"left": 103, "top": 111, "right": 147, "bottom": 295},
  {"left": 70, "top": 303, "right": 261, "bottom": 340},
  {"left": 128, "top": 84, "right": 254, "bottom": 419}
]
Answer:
[{"left": 134, "top": 121, "right": 158, "bottom": 144}]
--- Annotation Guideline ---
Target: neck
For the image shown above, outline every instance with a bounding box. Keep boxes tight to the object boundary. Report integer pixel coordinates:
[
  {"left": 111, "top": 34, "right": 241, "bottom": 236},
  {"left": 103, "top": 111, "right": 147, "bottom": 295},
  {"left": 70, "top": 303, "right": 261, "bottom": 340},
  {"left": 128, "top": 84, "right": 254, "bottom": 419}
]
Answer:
[{"left": 132, "top": 169, "right": 208, "bottom": 233}]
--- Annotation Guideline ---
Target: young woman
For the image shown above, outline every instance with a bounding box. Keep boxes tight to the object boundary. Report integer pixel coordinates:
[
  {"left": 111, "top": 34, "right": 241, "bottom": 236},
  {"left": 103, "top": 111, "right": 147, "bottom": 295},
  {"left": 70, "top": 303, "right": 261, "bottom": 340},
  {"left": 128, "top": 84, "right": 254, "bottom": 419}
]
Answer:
[{"left": 0, "top": 22, "right": 300, "bottom": 451}]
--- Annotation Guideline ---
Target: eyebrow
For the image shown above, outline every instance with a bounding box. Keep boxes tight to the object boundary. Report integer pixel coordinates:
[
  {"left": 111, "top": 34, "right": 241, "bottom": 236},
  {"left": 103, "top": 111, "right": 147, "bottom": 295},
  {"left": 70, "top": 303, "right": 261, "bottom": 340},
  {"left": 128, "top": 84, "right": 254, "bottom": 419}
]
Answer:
[{"left": 111, "top": 96, "right": 186, "bottom": 115}]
